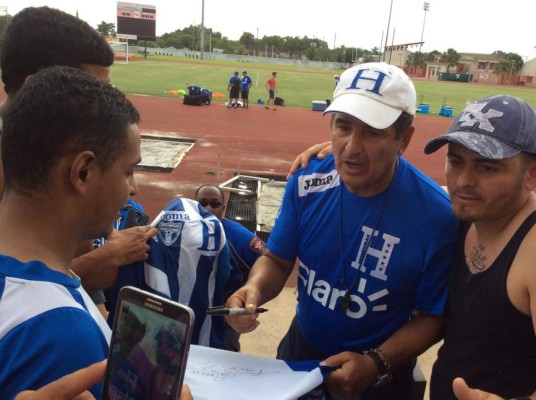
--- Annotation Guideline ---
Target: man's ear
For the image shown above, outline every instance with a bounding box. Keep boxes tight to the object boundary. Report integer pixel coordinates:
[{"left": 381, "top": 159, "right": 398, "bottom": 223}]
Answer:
[
  {"left": 70, "top": 151, "right": 98, "bottom": 194},
  {"left": 399, "top": 125, "right": 415, "bottom": 155},
  {"left": 525, "top": 157, "right": 536, "bottom": 191}
]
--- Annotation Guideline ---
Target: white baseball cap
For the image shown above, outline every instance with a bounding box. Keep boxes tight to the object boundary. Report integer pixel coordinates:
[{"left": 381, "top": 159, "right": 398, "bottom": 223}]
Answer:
[{"left": 324, "top": 62, "right": 416, "bottom": 129}]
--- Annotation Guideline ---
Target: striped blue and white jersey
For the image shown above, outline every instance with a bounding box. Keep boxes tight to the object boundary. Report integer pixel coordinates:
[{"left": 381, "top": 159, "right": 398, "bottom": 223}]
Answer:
[
  {"left": 109, "top": 198, "right": 235, "bottom": 350},
  {"left": 0, "top": 256, "right": 111, "bottom": 399}
]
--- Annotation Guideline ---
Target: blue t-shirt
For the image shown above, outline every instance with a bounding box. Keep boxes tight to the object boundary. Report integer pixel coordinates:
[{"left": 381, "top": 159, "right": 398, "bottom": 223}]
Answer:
[
  {"left": 229, "top": 76, "right": 240, "bottom": 88},
  {"left": 222, "top": 218, "right": 265, "bottom": 268},
  {"left": 108, "top": 198, "right": 235, "bottom": 350},
  {"left": 0, "top": 257, "right": 111, "bottom": 399},
  {"left": 268, "top": 155, "right": 459, "bottom": 356},
  {"left": 241, "top": 76, "right": 252, "bottom": 92}
]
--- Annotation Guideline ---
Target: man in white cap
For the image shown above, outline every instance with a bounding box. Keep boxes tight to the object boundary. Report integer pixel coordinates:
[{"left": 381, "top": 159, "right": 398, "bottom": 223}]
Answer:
[
  {"left": 424, "top": 95, "right": 536, "bottom": 400},
  {"left": 226, "top": 62, "right": 459, "bottom": 399}
]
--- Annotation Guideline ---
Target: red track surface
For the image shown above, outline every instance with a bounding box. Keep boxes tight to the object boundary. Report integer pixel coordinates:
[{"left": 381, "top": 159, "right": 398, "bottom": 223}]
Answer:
[
  {"left": 131, "top": 95, "right": 452, "bottom": 219},
  {"left": 0, "top": 89, "right": 452, "bottom": 287},
  {"left": 0, "top": 86, "right": 451, "bottom": 219}
]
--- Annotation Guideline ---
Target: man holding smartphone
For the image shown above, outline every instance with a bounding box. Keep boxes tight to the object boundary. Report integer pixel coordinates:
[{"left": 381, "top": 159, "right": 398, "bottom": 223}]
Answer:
[
  {"left": 0, "top": 7, "right": 157, "bottom": 322},
  {"left": 0, "top": 66, "right": 140, "bottom": 399},
  {"left": 14, "top": 361, "right": 194, "bottom": 400}
]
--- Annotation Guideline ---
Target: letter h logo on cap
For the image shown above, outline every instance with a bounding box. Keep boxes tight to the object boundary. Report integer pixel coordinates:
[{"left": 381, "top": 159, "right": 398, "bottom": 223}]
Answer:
[
  {"left": 347, "top": 68, "right": 389, "bottom": 98},
  {"left": 324, "top": 62, "right": 416, "bottom": 130}
]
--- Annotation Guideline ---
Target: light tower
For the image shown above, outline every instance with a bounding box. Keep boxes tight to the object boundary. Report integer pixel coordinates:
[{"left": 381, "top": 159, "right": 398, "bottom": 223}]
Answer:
[
  {"left": 419, "top": 2, "right": 430, "bottom": 53},
  {"left": 200, "top": 0, "right": 205, "bottom": 60}
]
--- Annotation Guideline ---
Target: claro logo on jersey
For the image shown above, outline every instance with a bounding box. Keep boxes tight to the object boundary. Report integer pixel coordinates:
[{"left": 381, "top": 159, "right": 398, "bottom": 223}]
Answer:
[
  {"left": 298, "top": 226, "right": 401, "bottom": 319},
  {"left": 298, "top": 171, "right": 340, "bottom": 197}
]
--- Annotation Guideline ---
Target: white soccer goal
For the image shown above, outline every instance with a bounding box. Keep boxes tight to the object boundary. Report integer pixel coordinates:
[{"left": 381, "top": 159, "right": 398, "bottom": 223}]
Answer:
[{"left": 109, "top": 41, "right": 130, "bottom": 64}]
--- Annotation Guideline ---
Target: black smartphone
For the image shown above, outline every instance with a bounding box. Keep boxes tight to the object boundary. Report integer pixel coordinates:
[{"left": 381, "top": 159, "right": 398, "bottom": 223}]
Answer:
[
  {"left": 120, "top": 204, "right": 149, "bottom": 230},
  {"left": 102, "top": 286, "right": 194, "bottom": 400}
]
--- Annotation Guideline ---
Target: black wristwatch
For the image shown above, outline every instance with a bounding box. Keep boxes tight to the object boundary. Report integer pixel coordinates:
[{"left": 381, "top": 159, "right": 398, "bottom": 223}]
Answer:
[{"left": 364, "top": 348, "right": 393, "bottom": 387}]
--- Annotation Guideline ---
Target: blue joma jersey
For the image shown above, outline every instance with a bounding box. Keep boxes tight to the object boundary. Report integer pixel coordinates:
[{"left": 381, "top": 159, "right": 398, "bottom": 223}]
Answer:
[{"left": 268, "top": 155, "right": 460, "bottom": 356}]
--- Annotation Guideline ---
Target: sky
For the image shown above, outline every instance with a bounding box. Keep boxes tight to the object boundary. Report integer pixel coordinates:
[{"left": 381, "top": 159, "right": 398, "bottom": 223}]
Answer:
[{"left": 2, "top": 0, "right": 535, "bottom": 60}]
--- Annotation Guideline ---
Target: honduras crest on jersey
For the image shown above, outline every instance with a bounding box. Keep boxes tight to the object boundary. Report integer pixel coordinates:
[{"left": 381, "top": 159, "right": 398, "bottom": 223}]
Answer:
[{"left": 157, "top": 211, "right": 190, "bottom": 246}]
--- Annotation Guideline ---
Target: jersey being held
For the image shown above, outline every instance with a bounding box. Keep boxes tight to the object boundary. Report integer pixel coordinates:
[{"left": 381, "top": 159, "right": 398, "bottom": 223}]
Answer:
[
  {"left": 268, "top": 155, "right": 459, "bottom": 356},
  {"left": 0, "top": 257, "right": 110, "bottom": 399},
  {"left": 431, "top": 213, "right": 536, "bottom": 399},
  {"left": 143, "top": 198, "right": 233, "bottom": 349}
]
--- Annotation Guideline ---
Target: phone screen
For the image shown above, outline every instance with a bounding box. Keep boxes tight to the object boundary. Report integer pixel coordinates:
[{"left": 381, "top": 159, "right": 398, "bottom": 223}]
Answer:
[{"left": 102, "top": 287, "right": 194, "bottom": 400}]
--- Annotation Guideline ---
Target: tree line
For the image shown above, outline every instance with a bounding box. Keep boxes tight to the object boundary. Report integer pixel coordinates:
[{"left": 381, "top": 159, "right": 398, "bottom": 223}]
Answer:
[
  {"left": 407, "top": 48, "right": 524, "bottom": 75},
  {"left": 96, "top": 20, "right": 525, "bottom": 75},
  {"left": 0, "top": 13, "right": 523, "bottom": 75},
  {"left": 97, "top": 21, "right": 381, "bottom": 63}
]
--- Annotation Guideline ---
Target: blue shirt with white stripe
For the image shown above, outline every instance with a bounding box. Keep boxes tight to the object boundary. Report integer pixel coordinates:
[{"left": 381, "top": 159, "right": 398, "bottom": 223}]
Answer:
[{"left": 0, "top": 256, "right": 111, "bottom": 399}]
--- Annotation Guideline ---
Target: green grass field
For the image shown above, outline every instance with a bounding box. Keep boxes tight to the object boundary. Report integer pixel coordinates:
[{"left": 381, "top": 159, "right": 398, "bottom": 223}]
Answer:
[{"left": 111, "top": 56, "right": 536, "bottom": 115}]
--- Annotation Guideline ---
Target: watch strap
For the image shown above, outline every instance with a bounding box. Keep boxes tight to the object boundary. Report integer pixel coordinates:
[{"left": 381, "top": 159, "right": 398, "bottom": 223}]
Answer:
[{"left": 364, "top": 348, "right": 392, "bottom": 387}]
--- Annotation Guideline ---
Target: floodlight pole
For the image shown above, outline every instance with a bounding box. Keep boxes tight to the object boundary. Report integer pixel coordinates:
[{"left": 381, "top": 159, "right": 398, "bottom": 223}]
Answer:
[
  {"left": 419, "top": 2, "right": 430, "bottom": 53},
  {"left": 509, "top": 60, "right": 514, "bottom": 85},
  {"left": 200, "top": 0, "right": 205, "bottom": 60},
  {"left": 383, "top": 0, "right": 394, "bottom": 62},
  {"left": 379, "top": 30, "right": 384, "bottom": 62}
]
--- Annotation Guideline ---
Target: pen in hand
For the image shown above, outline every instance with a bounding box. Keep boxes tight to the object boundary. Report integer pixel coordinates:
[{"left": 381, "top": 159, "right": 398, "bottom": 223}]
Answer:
[
  {"left": 150, "top": 211, "right": 165, "bottom": 228},
  {"left": 206, "top": 307, "right": 269, "bottom": 316}
]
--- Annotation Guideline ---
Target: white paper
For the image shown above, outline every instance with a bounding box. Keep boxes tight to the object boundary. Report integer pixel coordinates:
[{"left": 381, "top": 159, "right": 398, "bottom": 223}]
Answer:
[{"left": 184, "top": 345, "right": 324, "bottom": 400}]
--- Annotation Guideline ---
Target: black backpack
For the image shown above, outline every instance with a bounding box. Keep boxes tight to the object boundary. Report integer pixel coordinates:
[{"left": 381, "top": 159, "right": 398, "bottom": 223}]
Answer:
[{"left": 274, "top": 97, "right": 285, "bottom": 106}]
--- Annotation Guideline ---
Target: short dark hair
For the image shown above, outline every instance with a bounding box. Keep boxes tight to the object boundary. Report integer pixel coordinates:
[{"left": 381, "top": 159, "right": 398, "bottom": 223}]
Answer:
[
  {"left": 392, "top": 111, "right": 414, "bottom": 137},
  {"left": 521, "top": 151, "right": 536, "bottom": 165},
  {"left": 0, "top": 6, "right": 114, "bottom": 94},
  {"left": 195, "top": 184, "right": 225, "bottom": 200},
  {"left": 2, "top": 66, "right": 139, "bottom": 196}
]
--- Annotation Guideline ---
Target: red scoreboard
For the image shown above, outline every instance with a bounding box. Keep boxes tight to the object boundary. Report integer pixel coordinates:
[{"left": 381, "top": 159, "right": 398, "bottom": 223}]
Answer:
[{"left": 117, "top": 2, "right": 156, "bottom": 40}]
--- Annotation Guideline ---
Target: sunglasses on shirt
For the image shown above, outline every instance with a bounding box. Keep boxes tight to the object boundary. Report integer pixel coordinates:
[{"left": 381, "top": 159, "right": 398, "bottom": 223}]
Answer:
[{"left": 199, "top": 199, "right": 224, "bottom": 208}]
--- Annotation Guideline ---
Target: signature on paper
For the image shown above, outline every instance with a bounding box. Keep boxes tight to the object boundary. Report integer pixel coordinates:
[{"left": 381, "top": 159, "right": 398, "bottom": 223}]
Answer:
[{"left": 189, "top": 361, "right": 280, "bottom": 382}]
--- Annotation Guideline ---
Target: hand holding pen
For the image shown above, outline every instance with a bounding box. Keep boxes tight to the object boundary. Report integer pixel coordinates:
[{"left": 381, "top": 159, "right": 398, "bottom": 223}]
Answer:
[
  {"left": 222, "top": 286, "right": 265, "bottom": 333},
  {"left": 206, "top": 306, "right": 268, "bottom": 316}
]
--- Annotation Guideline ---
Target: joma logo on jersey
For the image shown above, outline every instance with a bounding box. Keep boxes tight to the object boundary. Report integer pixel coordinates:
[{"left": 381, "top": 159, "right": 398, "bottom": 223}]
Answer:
[
  {"left": 162, "top": 211, "right": 191, "bottom": 222},
  {"left": 298, "top": 171, "right": 340, "bottom": 196},
  {"left": 304, "top": 175, "right": 333, "bottom": 190}
]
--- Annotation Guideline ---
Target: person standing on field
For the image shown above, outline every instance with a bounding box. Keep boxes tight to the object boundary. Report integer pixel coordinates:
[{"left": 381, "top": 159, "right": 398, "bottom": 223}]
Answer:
[
  {"left": 265, "top": 71, "right": 277, "bottom": 110},
  {"left": 241, "top": 70, "right": 252, "bottom": 109},
  {"left": 227, "top": 71, "right": 241, "bottom": 108}
]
